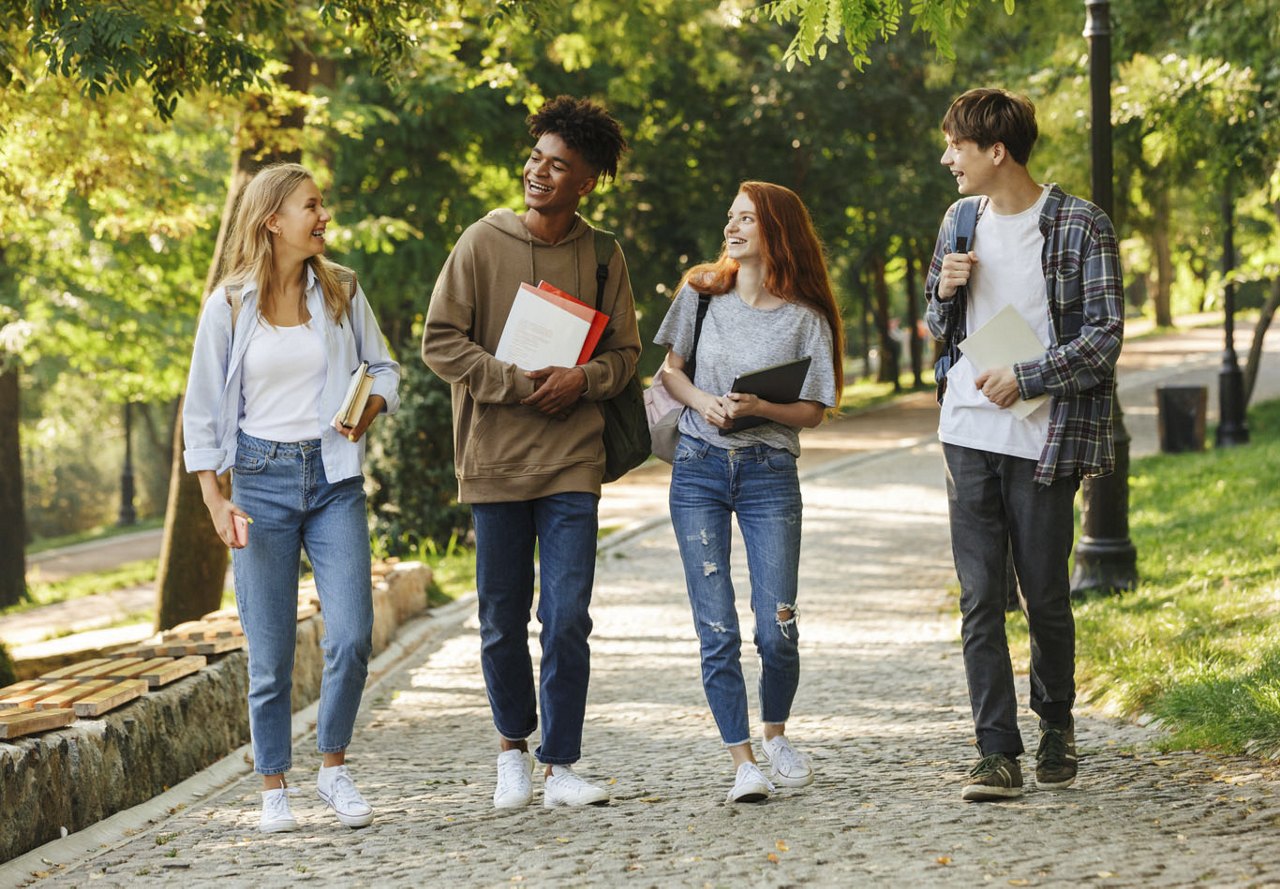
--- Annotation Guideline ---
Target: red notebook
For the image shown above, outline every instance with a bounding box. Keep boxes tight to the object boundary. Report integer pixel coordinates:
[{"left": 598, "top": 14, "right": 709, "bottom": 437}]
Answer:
[{"left": 538, "top": 280, "right": 609, "bottom": 365}]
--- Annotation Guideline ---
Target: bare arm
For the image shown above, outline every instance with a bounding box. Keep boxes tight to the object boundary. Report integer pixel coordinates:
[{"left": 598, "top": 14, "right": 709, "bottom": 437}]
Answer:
[{"left": 197, "top": 470, "right": 250, "bottom": 549}]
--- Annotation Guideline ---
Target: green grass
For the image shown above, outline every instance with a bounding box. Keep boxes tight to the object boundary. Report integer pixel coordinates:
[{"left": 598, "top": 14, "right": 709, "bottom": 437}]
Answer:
[
  {"left": 374, "top": 534, "right": 477, "bottom": 607},
  {"left": 26, "top": 517, "right": 164, "bottom": 556},
  {"left": 838, "top": 373, "right": 930, "bottom": 414},
  {"left": 3, "top": 559, "right": 158, "bottom": 617},
  {"left": 1010, "top": 398, "right": 1280, "bottom": 757}
]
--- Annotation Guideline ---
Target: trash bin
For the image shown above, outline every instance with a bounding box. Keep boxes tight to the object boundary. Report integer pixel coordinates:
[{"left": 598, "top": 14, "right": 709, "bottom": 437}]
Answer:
[{"left": 1156, "top": 385, "right": 1207, "bottom": 453}]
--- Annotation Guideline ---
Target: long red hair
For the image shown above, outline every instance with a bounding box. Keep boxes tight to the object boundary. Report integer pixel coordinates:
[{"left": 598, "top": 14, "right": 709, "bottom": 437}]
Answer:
[{"left": 678, "top": 181, "right": 844, "bottom": 397}]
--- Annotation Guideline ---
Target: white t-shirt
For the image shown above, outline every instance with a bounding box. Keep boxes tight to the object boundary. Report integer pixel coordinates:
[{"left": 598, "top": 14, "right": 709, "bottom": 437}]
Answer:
[
  {"left": 240, "top": 320, "right": 327, "bottom": 443},
  {"left": 939, "top": 186, "right": 1052, "bottom": 461}
]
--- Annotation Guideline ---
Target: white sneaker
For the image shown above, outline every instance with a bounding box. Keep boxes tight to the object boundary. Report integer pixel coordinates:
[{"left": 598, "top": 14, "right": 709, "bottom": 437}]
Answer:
[
  {"left": 494, "top": 749, "right": 534, "bottom": 809},
  {"left": 727, "top": 761, "right": 774, "bottom": 803},
  {"left": 543, "top": 765, "right": 610, "bottom": 808},
  {"left": 317, "top": 764, "right": 375, "bottom": 828},
  {"left": 762, "top": 735, "right": 814, "bottom": 788},
  {"left": 259, "top": 785, "right": 299, "bottom": 833}
]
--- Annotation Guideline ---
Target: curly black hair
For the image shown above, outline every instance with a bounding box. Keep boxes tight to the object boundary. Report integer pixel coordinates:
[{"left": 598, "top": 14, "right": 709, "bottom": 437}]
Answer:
[{"left": 527, "top": 95, "right": 628, "bottom": 182}]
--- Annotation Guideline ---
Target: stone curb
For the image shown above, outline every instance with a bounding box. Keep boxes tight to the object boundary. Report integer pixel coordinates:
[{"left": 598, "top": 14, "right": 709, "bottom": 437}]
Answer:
[{"left": 0, "top": 593, "right": 477, "bottom": 883}]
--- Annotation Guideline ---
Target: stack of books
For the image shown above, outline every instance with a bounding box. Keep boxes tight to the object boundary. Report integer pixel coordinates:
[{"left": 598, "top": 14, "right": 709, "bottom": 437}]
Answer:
[{"left": 494, "top": 281, "right": 608, "bottom": 370}]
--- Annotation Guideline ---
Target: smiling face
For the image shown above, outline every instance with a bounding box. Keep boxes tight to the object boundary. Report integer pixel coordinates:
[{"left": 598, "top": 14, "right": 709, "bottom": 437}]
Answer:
[
  {"left": 267, "top": 178, "right": 331, "bottom": 263},
  {"left": 724, "top": 192, "right": 762, "bottom": 265},
  {"left": 523, "top": 133, "right": 597, "bottom": 215},
  {"left": 940, "top": 134, "right": 1000, "bottom": 196}
]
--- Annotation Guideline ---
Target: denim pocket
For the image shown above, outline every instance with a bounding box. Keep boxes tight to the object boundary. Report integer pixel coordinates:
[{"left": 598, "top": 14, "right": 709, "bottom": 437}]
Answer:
[
  {"left": 673, "top": 438, "right": 697, "bottom": 464},
  {"left": 234, "top": 446, "right": 269, "bottom": 475},
  {"left": 764, "top": 450, "right": 796, "bottom": 473}
]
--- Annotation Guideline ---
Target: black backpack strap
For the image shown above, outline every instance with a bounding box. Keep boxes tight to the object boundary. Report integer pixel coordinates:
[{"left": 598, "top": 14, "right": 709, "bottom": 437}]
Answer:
[
  {"left": 591, "top": 228, "right": 616, "bottom": 312},
  {"left": 685, "top": 293, "right": 712, "bottom": 381}
]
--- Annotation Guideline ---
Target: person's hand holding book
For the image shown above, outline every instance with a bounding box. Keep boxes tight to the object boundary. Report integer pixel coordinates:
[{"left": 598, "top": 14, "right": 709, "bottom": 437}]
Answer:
[
  {"left": 336, "top": 394, "right": 386, "bottom": 442},
  {"left": 521, "top": 365, "right": 588, "bottom": 419}
]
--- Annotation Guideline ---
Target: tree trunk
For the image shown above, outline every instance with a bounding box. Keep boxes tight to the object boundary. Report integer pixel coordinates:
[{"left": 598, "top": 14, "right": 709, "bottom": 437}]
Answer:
[
  {"left": 0, "top": 241, "right": 25, "bottom": 608},
  {"left": 1243, "top": 277, "right": 1279, "bottom": 407},
  {"left": 905, "top": 239, "right": 924, "bottom": 388},
  {"left": 154, "top": 50, "right": 314, "bottom": 630},
  {"left": 871, "top": 254, "right": 899, "bottom": 388},
  {"left": 1150, "top": 188, "right": 1174, "bottom": 327},
  {"left": 852, "top": 266, "right": 872, "bottom": 380},
  {"left": 0, "top": 364, "right": 25, "bottom": 608}
]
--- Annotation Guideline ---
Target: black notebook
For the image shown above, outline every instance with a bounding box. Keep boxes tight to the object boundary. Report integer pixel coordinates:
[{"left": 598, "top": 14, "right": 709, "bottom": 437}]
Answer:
[{"left": 726, "top": 356, "right": 813, "bottom": 432}]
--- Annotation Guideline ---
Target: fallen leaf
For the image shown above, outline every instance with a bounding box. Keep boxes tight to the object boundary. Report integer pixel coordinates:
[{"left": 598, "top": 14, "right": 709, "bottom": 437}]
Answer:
[
  {"left": 639, "top": 796, "right": 662, "bottom": 803},
  {"left": 1008, "top": 880, "right": 1030, "bottom": 886},
  {"left": 776, "top": 840, "right": 789, "bottom": 852},
  {"left": 556, "top": 837, "right": 570, "bottom": 844},
  {"left": 767, "top": 853, "right": 780, "bottom": 864},
  {"left": 936, "top": 857, "right": 952, "bottom": 866}
]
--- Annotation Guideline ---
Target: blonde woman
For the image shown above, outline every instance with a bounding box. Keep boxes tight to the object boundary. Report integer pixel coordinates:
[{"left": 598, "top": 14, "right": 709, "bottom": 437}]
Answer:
[{"left": 183, "top": 163, "right": 400, "bottom": 832}]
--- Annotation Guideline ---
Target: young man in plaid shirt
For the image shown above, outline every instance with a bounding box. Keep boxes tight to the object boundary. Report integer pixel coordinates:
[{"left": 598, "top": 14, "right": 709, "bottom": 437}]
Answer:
[{"left": 925, "top": 88, "right": 1124, "bottom": 801}]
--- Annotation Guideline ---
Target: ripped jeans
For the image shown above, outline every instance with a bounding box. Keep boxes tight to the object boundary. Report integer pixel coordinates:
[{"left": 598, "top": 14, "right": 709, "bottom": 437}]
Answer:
[{"left": 669, "top": 434, "right": 803, "bottom": 746}]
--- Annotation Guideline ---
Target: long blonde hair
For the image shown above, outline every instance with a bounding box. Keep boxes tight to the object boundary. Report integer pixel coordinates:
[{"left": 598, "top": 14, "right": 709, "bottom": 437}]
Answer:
[{"left": 219, "top": 163, "right": 349, "bottom": 324}]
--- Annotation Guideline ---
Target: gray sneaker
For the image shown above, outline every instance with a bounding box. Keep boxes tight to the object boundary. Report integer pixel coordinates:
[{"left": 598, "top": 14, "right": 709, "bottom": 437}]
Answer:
[
  {"left": 961, "top": 753, "right": 1023, "bottom": 801},
  {"left": 1035, "top": 720, "right": 1078, "bottom": 789}
]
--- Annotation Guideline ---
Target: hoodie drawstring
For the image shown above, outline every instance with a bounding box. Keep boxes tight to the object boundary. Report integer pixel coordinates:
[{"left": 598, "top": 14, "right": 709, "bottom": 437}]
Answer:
[{"left": 527, "top": 228, "right": 583, "bottom": 300}]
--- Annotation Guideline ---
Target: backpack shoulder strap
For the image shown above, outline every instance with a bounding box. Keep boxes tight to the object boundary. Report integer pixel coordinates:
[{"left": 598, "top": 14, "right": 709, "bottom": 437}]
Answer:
[
  {"left": 951, "top": 196, "right": 985, "bottom": 254},
  {"left": 592, "top": 229, "right": 617, "bottom": 312},
  {"left": 686, "top": 293, "right": 712, "bottom": 380},
  {"left": 224, "top": 284, "right": 244, "bottom": 333}
]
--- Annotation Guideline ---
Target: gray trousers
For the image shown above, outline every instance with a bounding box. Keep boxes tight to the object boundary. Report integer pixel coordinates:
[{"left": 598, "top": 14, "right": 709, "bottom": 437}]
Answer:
[{"left": 943, "top": 443, "right": 1079, "bottom": 757}]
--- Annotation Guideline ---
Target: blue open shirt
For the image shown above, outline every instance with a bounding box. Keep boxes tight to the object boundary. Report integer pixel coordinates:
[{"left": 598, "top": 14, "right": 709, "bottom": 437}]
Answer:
[{"left": 182, "top": 265, "right": 400, "bottom": 483}]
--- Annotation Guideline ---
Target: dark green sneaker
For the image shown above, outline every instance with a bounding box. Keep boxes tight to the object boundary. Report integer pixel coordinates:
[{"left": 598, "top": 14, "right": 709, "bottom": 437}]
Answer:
[
  {"left": 1035, "top": 721, "right": 1078, "bottom": 789},
  {"left": 961, "top": 753, "right": 1023, "bottom": 801}
]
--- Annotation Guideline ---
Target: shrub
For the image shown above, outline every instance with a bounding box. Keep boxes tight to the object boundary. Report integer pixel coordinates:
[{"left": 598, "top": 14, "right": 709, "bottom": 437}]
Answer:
[{"left": 366, "top": 350, "right": 471, "bottom": 556}]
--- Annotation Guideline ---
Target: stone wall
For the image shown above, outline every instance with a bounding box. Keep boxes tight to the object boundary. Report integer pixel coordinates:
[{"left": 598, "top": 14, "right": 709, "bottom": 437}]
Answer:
[{"left": 0, "top": 562, "right": 430, "bottom": 863}]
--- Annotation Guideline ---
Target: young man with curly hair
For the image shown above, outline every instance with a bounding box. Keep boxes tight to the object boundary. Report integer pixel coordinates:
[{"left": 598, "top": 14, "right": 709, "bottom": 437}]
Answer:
[
  {"left": 423, "top": 96, "right": 639, "bottom": 809},
  {"left": 925, "top": 88, "right": 1124, "bottom": 801}
]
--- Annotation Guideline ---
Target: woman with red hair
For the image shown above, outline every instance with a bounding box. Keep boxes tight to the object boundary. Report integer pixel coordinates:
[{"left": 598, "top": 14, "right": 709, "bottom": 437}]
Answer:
[{"left": 654, "top": 181, "right": 844, "bottom": 803}]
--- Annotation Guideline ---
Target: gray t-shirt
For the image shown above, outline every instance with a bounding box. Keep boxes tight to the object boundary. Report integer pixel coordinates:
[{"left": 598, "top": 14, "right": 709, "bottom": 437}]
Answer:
[{"left": 654, "top": 285, "right": 837, "bottom": 455}]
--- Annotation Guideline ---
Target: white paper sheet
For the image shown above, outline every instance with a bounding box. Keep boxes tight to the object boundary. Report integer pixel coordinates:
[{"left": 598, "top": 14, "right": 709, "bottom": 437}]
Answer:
[
  {"left": 957, "top": 304, "right": 1050, "bottom": 420},
  {"left": 495, "top": 283, "right": 592, "bottom": 370}
]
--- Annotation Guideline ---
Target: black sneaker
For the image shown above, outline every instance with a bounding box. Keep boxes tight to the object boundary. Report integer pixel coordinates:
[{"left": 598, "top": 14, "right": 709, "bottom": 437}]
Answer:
[
  {"left": 1035, "top": 721, "right": 1078, "bottom": 789},
  {"left": 961, "top": 753, "right": 1023, "bottom": 801}
]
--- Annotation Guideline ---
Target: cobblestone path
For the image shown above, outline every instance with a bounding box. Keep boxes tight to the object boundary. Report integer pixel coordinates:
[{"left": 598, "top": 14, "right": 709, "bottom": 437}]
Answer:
[{"left": 30, "top": 441, "right": 1280, "bottom": 888}]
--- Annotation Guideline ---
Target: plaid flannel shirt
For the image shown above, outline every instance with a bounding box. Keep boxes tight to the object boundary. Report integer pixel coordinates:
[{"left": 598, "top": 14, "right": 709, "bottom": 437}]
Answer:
[{"left": 925, "top": 184, "right": 1124, "bottom": 485}]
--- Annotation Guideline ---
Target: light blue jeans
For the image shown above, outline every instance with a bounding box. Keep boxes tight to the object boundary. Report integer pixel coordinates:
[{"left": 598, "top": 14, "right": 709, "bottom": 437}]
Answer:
[
  {"left": 669, "top": 435, "right": 803, "bottom": 746},
  {"left": 231, "top": 432, "right": 373, "bottom": 775},
  {"left": 471, "top": 493, "right": 599, "bottom": 765}
]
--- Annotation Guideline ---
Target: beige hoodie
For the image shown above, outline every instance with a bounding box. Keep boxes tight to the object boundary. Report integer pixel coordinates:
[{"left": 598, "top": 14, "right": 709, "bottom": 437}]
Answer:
[{"left": 422, "top": 209, "right": 641, "bottom": 503}]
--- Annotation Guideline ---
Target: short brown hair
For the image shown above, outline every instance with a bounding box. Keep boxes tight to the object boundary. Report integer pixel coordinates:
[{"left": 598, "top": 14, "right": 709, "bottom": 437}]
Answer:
[{"left": 942, "top": 88, "right": 1039, "bottom": 166}]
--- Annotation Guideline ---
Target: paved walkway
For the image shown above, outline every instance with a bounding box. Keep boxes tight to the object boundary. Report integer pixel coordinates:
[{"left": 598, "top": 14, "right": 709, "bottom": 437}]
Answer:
[{"left": 5, "top": 319, "right": 1280, "bottom": 886}]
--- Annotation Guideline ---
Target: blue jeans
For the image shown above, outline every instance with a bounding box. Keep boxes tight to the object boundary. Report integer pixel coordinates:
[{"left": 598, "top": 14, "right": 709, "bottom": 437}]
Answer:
[
  {"left": 943, "top": 443, "right": 1078, "bottom": 757},
  {"left": 231, "top": 432, "right": 373, "bottom": 775},
  {"left": 471, "top": 492, "right": 599, "bottom": 765},
  {"left": 669, "top": 435, "right": 803, "bottom": 746}
]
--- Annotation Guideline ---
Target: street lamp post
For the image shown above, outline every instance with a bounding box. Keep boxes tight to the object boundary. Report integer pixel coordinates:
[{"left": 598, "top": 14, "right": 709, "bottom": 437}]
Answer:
[
  {"left": 1070, "top": 0, "right": 1138, "bottom": 596},
  {"left": 118, "top": 401, "right": 137, "bottom": 526},
  {"left": 1215, "top": 175, "right": 1250, "bottom": 447}
]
